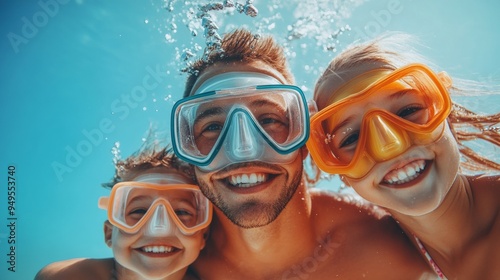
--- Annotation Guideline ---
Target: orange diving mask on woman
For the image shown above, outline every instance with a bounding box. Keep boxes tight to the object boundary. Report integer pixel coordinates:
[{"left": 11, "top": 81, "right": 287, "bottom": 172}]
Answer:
[{"left": 307, "top": 64, "right": 452, "bottom": 178}]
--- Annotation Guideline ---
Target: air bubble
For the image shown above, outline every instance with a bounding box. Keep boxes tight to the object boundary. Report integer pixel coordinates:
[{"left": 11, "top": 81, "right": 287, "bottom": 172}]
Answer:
[
  {"left": 165, "top": 33, "right": 174, "bottom": 43},
  {"left": 244, "top": 4, "right": 258, "bottom": 17},
  {"left": 151, "top": 0, "right": 366, "bottom": 77}
]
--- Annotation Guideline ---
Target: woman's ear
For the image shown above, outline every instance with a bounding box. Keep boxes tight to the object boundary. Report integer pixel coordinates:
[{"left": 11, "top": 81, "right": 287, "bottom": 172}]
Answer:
[{"left": 104, "top": 220, "right": 113, "bottom": 248}]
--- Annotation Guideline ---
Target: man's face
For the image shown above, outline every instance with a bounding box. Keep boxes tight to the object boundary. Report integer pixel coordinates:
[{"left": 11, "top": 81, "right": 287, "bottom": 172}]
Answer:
[{"left": 188, "top": 60, "right": 306, "bottom": 228}]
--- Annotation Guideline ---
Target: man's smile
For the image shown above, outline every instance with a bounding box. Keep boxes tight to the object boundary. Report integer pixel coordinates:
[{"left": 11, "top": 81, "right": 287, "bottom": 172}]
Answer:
[{"left": 229, "top": 173, "right": 268, "bottom": 188}]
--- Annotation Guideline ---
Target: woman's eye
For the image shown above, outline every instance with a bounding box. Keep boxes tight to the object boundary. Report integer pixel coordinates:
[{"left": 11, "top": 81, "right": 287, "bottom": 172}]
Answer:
[
  {"left": 397, "top": 105, "right": 422, "bottom": 118},
  {"left": 339, "top": 131, "right": 359, "bottom": 148}
]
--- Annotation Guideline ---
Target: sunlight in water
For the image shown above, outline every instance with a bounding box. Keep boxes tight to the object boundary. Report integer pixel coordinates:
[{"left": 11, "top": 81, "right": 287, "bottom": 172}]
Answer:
[{"left": 146, "top": 0, "right": 367, "bottom": 75}]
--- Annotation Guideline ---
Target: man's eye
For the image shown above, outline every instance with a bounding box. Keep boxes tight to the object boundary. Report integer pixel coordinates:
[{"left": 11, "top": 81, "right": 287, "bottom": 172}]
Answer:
[
  {"left": 198, "top": 122, "right": 224, "bottom": 138},
  {"left": 204, "top": 123, "right": 223, "bottom": 132},
  {"left": 260, "top": 117, "right": 279, "bottom": 125},
  {"left": 259, "top": 112, "right": 287, "bottom": 127}
]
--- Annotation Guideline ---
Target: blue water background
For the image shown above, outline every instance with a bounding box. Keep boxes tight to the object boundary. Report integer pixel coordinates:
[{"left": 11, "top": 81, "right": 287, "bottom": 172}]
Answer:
[{"left": 1, "top": 0, "right": 499, "bottom": 279}]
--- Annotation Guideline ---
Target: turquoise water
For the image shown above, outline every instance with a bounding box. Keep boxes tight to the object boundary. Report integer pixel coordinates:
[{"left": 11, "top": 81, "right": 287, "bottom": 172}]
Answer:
[{"left": 1, "top": 0, "right": 499, "bottom": 279}]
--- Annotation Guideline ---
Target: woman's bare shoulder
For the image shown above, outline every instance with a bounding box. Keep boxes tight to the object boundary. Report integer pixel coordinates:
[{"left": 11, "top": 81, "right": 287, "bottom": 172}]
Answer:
[
  {"left": 35, "top": 258, "right": 114, "bottom": 280},
  {"left": 469, "top": 174, "right": 500, "bottom": 202},
  {"left": 470, "top": 174, "right": 500, "bottom": 187},
  {"left": 467, "top": 174, "right": 500, "bottom": 224}
]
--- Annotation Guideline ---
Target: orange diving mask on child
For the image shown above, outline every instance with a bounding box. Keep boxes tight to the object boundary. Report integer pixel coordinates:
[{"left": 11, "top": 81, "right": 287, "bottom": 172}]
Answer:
[
  {"left": 307, "top": 64, "right": 452, "bottom": 179},
  {"left": 99, "top": 180, "right": 212, "bottom": 236}
]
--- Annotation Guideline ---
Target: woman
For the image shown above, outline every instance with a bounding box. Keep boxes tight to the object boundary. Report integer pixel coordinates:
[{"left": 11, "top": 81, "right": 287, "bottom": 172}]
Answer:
[{"left": 307, "top": 33, "right": 500, "bottom": 279}]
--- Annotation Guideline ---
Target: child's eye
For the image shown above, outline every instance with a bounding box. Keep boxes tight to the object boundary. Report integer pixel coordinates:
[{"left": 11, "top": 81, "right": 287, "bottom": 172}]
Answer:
[
  {"left": 128, "top": 208, "right": 147, "bottom": 216},
  {"left": 175, "top": 209, "right": 194, "bottom": 217},
  {"left": 125, "top": 207, "right": 148, "bottom": 225},
  {"left": 175, "top": 209, "right": 197, "bottom": 226}
]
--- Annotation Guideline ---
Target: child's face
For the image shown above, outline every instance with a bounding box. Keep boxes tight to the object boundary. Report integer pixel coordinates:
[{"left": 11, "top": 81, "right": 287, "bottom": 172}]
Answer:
[
  {"left": 104, "top": 169, "right": 208, "bottom": 279},
  {"left": 314, "top": 64, "right": 460, "bottom": 216}
]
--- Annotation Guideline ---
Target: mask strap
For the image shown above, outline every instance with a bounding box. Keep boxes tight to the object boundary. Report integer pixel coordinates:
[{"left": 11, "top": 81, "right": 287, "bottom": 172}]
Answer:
[
  {"left": 133, "top": 173, "right": 191, "bottom": 184},
  {"left": 327, "top": 69, "right": 392, "bottom": 104},
  {"left": 194, "top": 72, "right": 282, "bottom": 95}
]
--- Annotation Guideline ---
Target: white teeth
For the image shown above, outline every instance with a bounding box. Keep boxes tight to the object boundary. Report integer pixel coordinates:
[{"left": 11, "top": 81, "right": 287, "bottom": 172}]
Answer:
[
  {"left": 141, "top": 245, "right": 174, "bottom": 253},
  {"left": 229, "top": 173, "right": 267, "bottom": 187},
  {"left": 383, "top": 160, "right": 426, "bottom": 185},
  {"left": 397, "top": 170, "right": 407, "bottom": 180}
]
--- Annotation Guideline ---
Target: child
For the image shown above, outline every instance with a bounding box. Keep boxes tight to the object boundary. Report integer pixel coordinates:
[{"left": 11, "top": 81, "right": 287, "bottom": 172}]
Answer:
[
  {"left": 35, "top": 146, "right": 212, "bottom": 280},
  {"left": 307, "top": 32, "right": 500, "bottom": 279}
]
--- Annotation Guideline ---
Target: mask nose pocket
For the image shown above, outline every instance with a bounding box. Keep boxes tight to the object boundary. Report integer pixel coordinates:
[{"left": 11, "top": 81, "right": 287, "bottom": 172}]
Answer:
[
  {"left": 367, "top": 115, "right": 411, "bottom": 161},
  {"left": 145, "top": 204, "right": 175, "bottom": 236},
  {"left": 225, "top": 110, "right": 262, "bottom": 161}
]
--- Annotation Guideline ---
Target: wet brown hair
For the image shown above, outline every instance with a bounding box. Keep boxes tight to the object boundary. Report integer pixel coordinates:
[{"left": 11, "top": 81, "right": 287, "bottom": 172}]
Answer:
[
  {"left": 102, "top": 145, "right": 194, "bottom": 189},
  {"left": 183, "top": 28, "right": 294, "bottom": 97}
]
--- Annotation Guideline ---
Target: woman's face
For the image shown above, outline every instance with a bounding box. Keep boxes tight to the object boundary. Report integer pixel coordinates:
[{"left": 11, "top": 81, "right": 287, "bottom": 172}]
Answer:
[
  {"left": 105, "top": 168, "right": 207, "bottom": 279},
  {"left": 314, "top": 64, "right": 460, "bottom": 216},
  {"left": 342, "top": 124, "right": 460, "bottom": 216}
]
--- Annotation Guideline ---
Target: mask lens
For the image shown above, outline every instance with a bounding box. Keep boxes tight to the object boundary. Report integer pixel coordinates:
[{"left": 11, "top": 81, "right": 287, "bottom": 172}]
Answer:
[
  {"left": 172, "top": 85, "right": 309, "bottom": 167},
  {"left": 109, "top": 184, "right": 211, "bottom": 234},
  {"left": 308, "top": 64, "right": 451, "bottom": 177}
]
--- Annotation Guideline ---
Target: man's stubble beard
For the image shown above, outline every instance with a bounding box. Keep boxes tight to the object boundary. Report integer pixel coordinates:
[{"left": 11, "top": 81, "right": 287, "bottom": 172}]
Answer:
[{"left": 196, "top": 165, "right": 304, "bottom": 229}]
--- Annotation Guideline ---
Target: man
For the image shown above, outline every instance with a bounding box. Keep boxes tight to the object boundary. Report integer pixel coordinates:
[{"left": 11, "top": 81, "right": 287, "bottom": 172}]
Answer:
[{"left": 171, "top": 28, "right": 435, "bottom": 279}]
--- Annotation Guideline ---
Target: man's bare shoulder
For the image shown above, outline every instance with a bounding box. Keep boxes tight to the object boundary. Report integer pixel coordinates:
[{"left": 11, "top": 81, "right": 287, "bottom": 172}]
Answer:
[
  {"left": 309, "top": 187, "right": 408, "bottom": 247},
  {"left": 309, "top": 188, "right": 434, "bottom": 277},
  {"left": 35, "top": 258, "right": 114, "bottom": 280},
  {"left": 309, "top": 187, "right": 390, "bottom": 220}
]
